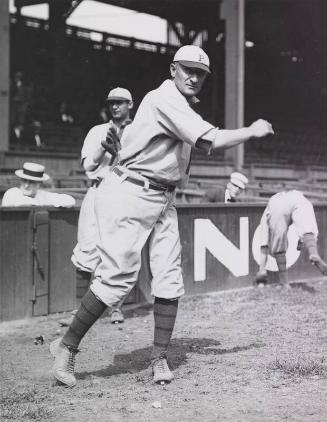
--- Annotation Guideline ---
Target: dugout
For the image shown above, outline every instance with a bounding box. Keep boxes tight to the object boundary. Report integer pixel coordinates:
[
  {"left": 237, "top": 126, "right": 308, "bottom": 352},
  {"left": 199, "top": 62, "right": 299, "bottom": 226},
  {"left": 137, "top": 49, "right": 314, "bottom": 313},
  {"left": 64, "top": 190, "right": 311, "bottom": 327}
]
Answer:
[{"left": 1, "top": 203, "right": 327, "bottom": 322}]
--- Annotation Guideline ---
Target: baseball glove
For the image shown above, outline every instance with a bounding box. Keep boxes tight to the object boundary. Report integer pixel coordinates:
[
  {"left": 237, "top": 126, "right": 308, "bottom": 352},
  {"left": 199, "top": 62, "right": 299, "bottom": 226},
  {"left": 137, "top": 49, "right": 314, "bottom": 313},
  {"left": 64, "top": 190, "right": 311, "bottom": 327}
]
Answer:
[{"left": 101, "top": 126, "right": 121, "bottom": 165}]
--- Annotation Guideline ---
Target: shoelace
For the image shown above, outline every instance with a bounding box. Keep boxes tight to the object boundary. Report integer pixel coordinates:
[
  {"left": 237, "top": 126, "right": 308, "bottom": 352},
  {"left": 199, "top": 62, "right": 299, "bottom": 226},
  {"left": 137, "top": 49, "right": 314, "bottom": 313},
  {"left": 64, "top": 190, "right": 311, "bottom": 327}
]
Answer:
[
  {"left": 155, "top": 357, "right": 169, "bottom": 373},
  {"left": 66, "top": 348, "right": 78, "bottom": 373}
]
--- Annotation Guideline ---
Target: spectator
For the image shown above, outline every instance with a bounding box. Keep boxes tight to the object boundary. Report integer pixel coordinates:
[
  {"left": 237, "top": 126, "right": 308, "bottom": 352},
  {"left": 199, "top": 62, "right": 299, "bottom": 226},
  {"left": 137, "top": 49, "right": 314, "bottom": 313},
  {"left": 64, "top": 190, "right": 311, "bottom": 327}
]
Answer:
[
  {"left": 1, "top": 162, "right": 76, "bottom": 207},
  {"left": 58, "top": 102, "right": 75, "bottom": 125},
  {"left": 10, "top": 71, "right": 32, "bottom": 141},
  {"left": 32, "top": 120, "right": 43, "bottom": 148},
  {"left": 23, "top": 106, "right": 44, "bottom": 148},
  {"left": 255, "top": 189, "right": 327, "bottom": 286},
  {"left": 202, "top": 172, "right": 249, "bottom": 203}
]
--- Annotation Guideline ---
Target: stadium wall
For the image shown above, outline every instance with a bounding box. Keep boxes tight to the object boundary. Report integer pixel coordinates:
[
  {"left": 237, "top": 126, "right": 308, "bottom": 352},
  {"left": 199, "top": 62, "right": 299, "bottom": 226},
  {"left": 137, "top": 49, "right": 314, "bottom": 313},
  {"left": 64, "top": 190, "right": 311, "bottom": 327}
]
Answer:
[{"left": 1, "top": 204, "right": 327, "bottom": 322}]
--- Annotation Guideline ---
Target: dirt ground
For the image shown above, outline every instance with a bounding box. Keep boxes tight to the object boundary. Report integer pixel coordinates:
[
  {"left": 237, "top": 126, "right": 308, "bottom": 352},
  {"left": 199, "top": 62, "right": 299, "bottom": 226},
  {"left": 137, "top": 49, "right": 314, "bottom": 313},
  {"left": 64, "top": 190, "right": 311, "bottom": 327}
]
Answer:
[{"left": 2, "top": 280, "right": 327, "bottom": 422}]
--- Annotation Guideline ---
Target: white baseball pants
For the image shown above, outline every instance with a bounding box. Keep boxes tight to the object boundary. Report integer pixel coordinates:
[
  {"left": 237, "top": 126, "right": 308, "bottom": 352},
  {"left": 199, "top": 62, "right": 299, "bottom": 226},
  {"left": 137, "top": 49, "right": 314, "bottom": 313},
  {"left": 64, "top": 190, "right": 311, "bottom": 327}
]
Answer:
[{"left": 90, "top": 167, "right": 184, "bottom": 307}]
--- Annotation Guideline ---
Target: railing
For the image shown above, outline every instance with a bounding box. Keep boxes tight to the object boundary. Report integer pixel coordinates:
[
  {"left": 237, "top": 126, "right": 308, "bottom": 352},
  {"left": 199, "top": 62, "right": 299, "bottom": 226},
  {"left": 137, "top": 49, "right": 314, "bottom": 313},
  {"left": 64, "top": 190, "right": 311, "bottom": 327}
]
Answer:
[{"left": 10, "top": 14, "right": 178, "bottom": 56}]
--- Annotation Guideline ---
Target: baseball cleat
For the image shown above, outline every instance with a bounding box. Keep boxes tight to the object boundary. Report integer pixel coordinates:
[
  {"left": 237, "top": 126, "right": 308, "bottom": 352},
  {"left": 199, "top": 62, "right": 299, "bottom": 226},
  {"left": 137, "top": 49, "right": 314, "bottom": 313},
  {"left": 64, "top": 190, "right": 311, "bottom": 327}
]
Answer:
[
  {"left": 110, "top": 308, "right": 124, "bottom": 324},
  {"left": 254, "top": 270, "right": 268, "bottom": 286},
  {"left": 309, "top": 254, "right": 327, "bottom": 275},
  {"left": 50, "top": 337, "right": 78, "bottom": 387},
  {"left": 151, "top": 355, "right": 174, "bottom": 384}
]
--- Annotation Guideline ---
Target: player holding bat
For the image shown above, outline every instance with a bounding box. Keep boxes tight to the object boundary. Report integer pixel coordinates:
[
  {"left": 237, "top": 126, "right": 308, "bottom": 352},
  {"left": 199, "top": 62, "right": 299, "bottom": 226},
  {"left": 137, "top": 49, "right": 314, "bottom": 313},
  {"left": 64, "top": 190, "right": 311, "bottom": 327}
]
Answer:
[{"left": 71, "top": 87, "right": 133, "bottom": 324}]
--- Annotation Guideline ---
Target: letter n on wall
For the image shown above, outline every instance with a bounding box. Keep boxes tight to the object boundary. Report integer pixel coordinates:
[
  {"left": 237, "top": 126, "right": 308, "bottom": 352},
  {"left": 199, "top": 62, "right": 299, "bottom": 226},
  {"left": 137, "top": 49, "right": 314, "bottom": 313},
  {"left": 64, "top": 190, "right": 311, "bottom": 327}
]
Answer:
[{"left": 194, "top": 217, "right": 249, "bottom": 281}]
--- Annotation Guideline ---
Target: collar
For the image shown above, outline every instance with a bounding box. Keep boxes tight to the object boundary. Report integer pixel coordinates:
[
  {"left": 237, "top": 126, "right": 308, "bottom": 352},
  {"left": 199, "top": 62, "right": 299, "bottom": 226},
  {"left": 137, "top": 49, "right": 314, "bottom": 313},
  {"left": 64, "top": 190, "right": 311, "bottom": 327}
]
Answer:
[
  {"left": 109, "top": 118, "right": 132, "bottom": 130},
  {"left": 225, "top": 189, "right": 236, "bottom": 203},
  {"left": 160, "top": 79, "right": 200, "bottom": 107}
]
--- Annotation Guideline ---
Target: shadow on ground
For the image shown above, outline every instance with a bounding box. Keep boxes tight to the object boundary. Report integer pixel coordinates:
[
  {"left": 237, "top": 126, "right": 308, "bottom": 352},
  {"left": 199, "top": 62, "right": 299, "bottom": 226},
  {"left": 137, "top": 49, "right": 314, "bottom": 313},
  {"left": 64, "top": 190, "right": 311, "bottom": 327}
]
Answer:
[
  {"left": 77, "top": 337, "right": 264, "bottom": 380},
  {"left": 290, "top": 282, "right": 316, "bottom": 293}
]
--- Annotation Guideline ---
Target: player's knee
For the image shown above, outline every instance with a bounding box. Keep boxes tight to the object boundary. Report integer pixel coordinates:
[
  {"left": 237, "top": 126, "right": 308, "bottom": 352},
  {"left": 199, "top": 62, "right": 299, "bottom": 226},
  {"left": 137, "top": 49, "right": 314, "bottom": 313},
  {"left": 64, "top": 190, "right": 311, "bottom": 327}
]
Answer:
[{"left": 154, "top": 297, "right": 179, "bottom": 304}]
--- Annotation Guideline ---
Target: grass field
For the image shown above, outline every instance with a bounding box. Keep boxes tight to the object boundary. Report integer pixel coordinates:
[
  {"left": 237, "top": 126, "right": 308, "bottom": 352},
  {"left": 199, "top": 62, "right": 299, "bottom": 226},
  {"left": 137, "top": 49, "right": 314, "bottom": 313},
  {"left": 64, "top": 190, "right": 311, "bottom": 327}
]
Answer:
[{"left": 1, "top": 280, "right": 327, "bottom": 421}]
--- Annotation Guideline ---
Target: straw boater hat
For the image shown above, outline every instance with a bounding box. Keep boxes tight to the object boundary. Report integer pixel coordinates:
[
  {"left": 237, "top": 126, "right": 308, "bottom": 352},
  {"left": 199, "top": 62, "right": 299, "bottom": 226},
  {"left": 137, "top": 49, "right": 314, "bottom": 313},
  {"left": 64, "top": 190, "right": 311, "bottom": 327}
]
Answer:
[
  {"left": 230, "top": 172, "right": 249, "bottom": 190},
  {"left": 15, "top": 162, "right": 50, "bottom": 182}
]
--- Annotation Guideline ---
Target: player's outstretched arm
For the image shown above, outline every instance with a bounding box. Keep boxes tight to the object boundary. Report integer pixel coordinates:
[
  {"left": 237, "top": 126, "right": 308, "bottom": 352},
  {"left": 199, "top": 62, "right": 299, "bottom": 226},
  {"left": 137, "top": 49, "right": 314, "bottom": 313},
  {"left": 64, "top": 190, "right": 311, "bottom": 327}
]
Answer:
[{"left": 196, "top": 119, "right": 274, "bottom": 153}]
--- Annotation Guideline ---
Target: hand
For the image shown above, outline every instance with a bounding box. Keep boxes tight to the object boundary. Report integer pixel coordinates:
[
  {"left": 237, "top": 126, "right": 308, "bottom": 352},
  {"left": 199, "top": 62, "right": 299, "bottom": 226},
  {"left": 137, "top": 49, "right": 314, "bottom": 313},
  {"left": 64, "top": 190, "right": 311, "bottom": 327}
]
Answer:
[{"left": 248, "top": 119, "right": 274, "bottom": 138}]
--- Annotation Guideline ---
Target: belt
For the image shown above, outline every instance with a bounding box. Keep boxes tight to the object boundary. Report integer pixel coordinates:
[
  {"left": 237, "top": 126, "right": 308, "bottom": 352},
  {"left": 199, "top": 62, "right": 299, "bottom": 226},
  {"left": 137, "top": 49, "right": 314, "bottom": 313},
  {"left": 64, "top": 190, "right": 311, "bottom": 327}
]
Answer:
[
  {"left": 113, "top": 167, "right": 175, "bottom": 192},
  {"left": 91, "top": 178, "right": 102, "bottom": 188}
]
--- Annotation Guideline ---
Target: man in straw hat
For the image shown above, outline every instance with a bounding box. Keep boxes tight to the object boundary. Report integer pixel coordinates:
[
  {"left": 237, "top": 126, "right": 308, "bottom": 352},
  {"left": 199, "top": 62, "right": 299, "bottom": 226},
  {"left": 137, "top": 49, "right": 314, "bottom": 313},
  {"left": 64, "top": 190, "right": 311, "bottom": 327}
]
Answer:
[
  {"left": 1, "top": 162, "right": 75, "bottom": 207},
  {"left": 202, "top": 171, "right": 249, "bottom": 203}
]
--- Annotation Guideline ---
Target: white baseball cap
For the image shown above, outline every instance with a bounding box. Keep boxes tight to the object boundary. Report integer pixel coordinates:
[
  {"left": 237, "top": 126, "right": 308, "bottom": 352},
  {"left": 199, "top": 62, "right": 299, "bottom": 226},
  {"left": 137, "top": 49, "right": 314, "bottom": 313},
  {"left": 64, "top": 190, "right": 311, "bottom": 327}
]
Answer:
[
  {"left": 173, "top": 45, "right": 210, "bottom": 73},
  {"left": 106, "top": 87, "right": 132, "bottom": 102},
  {"left": 15, "top": 162, "right": 50, "bottom": 182},
  {"left": 230, "top": 172, "right": 248, "bottom": 190}
]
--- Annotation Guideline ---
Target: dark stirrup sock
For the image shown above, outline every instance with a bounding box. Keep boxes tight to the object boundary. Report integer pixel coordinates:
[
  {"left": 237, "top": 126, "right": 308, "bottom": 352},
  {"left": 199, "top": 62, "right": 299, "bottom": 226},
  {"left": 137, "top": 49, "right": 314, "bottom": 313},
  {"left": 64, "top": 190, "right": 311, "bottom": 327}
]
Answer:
[
  {"left": 303, "top": 233, "right": 318, "bottom": 256},
  {"left": 62, "top": 289, "right": 107, "bottom": 349},
  {"left": 274, "top": 252, "right": 288, "bottom": 284},
  {"left": 151, "top": 297, "right": 179, "bottom": 360},
  {"left": 76, "top": 269, "right": 92, "bottom": 300}
]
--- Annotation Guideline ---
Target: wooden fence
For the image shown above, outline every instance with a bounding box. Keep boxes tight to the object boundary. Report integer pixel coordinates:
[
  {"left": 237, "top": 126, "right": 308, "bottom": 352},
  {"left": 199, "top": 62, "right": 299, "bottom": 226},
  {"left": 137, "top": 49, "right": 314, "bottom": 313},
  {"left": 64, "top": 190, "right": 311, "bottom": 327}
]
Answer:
[{"left": 1, "top": 203, "right": 327, "bottom": 322}]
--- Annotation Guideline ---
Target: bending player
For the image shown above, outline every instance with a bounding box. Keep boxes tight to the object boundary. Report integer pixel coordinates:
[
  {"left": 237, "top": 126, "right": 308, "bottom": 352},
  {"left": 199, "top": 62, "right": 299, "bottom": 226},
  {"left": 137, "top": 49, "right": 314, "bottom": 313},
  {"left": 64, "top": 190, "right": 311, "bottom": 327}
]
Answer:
[
  {"left": 50, "top": 45, "right": 274, "bottom": 387},
  {"left": 255, "top": 189, "right": 327, "bottom": 286}
]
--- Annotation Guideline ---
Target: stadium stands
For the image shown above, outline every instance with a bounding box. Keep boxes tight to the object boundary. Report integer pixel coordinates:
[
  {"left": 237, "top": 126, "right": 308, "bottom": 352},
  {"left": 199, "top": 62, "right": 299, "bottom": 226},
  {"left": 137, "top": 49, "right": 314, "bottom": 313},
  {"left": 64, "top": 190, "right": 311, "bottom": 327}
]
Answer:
[{"left": 5, "top": 12, "right": 327, "bottom": 206}]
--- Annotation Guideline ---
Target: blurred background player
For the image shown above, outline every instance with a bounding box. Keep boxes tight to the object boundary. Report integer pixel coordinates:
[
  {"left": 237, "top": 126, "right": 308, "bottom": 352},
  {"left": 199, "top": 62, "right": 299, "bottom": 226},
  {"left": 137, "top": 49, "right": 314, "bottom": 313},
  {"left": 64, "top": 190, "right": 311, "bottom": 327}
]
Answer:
[
  {"left": 71, "top": 87, "right": 133, "bottom": 324},
  {"left": 255, "top": 189, "right": 327, "bottom": 286},
  {"left": 1, "top": 162, "right": 75, "bottom": 207},
  {"left": 202, "top": 171, "right": 248, "bottom": 203}
]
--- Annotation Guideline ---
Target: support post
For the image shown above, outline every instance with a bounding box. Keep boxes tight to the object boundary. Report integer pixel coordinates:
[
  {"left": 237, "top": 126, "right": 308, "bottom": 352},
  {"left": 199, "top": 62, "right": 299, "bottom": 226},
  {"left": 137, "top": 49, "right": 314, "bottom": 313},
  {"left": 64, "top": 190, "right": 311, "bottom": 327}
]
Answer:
[
  {"left": 221, "top": 0, "right": 245, "bottom": 170},
  {"left": 0, "top": 0, "right": 10, "bottom": 152},
  {"left": 48, "top": 0, "right": 71, "bottom": 105}
]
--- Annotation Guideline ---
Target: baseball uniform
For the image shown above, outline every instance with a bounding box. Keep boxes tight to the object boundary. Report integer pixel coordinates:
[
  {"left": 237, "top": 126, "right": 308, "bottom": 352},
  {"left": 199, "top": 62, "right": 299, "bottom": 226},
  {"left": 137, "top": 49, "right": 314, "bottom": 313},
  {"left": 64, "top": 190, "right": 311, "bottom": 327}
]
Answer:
[
  {"left": 71, "top": 119, "right": 131, "bottom": 273},
  {"left": 259, "top": 190, "right": 319, "bottom": 255},
  {"left": 50, "top": 45, "right": 274, "bottom": 388},
  {"left": 90, "top": 78, "right": 215, "bottom": 306}
]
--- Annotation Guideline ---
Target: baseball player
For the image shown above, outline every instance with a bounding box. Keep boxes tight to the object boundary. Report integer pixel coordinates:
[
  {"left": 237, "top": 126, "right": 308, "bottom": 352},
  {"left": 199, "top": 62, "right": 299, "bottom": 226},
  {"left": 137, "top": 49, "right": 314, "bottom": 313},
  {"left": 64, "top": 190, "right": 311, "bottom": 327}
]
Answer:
[
  {"left": 202, "top": 171, "right": 249, "bottom": 203},
  {"left": 255, "top": 189, "right": 327, "bottom": 286},
  {"left": 50, "top": 44, "right": 274, "bottom": 387},
  {"left": 71, "top": 87, "right": 133, "bottom": 324}
]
